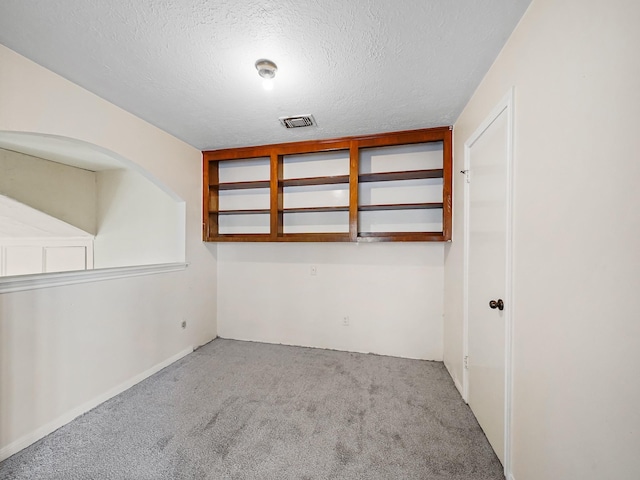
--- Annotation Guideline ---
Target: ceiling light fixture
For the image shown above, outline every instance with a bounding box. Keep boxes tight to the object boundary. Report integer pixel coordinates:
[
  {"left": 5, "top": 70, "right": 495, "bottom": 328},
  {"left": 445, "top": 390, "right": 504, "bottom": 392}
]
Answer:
[{"left": 255, "top": 59, "right": 277, "bottom": 79}]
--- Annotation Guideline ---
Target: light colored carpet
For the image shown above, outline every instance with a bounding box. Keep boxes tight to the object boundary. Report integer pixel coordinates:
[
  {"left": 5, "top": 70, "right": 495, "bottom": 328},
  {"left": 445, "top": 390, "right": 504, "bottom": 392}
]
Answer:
[{"left": 0, "top": 338, "right": 503, "bottom": 479}]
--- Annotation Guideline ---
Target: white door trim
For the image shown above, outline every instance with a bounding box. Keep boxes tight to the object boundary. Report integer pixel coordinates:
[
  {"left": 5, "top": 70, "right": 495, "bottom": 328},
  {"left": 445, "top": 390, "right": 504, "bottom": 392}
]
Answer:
[{"left": 462, "top": 87, "right": 515, "bottom": 477}]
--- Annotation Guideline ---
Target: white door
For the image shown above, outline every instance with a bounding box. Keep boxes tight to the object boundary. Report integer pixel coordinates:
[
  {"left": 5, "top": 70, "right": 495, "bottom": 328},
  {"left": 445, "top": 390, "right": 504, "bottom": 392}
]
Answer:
[{"left": 464, "top": 93, "right": 513, "bottom": 467}]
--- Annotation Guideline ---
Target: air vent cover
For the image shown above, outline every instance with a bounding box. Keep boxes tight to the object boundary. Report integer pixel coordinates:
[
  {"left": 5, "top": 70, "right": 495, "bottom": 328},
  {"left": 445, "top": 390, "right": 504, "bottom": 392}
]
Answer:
[{"left": 279, "top": 115, "right": 316, "bottom": 129}]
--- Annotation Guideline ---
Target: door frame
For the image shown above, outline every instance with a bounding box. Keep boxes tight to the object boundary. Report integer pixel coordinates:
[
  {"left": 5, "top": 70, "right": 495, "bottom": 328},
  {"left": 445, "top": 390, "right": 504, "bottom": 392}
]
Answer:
[{"left": 462, "top": 87, "right": 515, "bottom": 477}]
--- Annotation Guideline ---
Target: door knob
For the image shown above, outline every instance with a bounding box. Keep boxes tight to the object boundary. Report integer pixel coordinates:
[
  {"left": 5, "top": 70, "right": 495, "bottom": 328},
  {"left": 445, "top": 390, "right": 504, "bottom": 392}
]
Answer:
[{"left": 489, "top": 299, "right": 504, "bottom": 311}]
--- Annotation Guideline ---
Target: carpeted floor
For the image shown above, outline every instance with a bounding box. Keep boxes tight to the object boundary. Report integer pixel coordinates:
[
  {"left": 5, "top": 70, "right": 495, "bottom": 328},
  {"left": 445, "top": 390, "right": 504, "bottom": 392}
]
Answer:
[{"left": 0, "top": 338, "right": 503, "bottom": 479}]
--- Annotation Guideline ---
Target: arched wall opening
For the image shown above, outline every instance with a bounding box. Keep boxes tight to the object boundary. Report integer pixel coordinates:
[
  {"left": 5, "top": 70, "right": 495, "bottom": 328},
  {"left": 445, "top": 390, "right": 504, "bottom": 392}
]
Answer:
[{"left": 0, "top": 131, "right": 186, "bottom": 279}]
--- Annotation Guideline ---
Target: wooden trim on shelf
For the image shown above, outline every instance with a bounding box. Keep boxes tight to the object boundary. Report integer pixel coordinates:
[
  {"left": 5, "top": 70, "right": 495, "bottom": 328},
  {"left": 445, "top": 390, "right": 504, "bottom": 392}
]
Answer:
[
  {"left": 357, "top": 232, "right": 447, "bottom": 242},
  {"left": 207, "top": 234, "right": 272, "bottom": 242},
  {"left": 216, "top": 209, "right": 270, "bottom": 215},
  {"left": 203, "top": 140, "right": 350, "bottom": 161},
  {"left": 214, "top": 206, "right": 350, "bottom": 215},
  {"left": 358, "top": 202, "right": 443, "bottom": 212},
  {"left": 355, "top": 127, "right": 451, "bottom": 149},
  {"left": 202, "top": 127, "right": 452, "bottom": 160},
  {"left": 281, "top": 175, "right": 350, "bottom": 187},
  {"left": 359, "top": 169, "right": 443, "bottom": 183},
  {"left": 217, "top": 180, "right": 270, "bottom": 190},
  {"left": 283, "top": 206, "right": 349, "bottom": 214},
  {"left": 279, "top": 233, "right": 351, "bottom": 242},
  {"left": 205, "top": 161, "right": 219, "bottom": 240},
  {"left": 202, "top": 158, "right": 209, "bottom": 240},
  {"left": 349, "top": 141, "right": 359, "bottom": 242},
  {"left": 442, "top": 128, "right": 453, "bottom": 241},
  {"left": 271, "top": 153, "right": 283, "bottom": 239}
]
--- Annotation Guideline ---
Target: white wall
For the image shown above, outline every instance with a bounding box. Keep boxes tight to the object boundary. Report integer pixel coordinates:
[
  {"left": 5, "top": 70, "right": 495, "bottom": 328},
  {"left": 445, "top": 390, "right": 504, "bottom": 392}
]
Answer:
[
  {"left": 218, "top": 242, "right": 444, "bottom": 360},
  {"left": 0, "top": 44, "right": 217, "bottom": 458},
  {"left": 444, "top": 1, "right": 640, "bottom": 478},
  {"left": 94, "top": 169, "right": 184, "bottom": 268},
  {"left": 0, "top": 148, "right": 97, "bottom": 234}
]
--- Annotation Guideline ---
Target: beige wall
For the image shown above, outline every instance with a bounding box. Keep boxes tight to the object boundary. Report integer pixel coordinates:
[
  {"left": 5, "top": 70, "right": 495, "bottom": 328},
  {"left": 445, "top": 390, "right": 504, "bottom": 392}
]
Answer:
[
  {"left": 0, "top": 149, "right": 97, "bottom": 234},
  {"left": 445, "top": 0, "right": 640, "bottom": 478},
  {"left": 0, "top": 45, "right": 217, "bottom": 457}
]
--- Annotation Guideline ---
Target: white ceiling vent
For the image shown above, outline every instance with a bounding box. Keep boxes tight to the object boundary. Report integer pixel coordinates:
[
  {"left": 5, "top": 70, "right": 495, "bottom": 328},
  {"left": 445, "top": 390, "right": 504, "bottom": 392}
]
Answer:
[{"left": 279, "top": 115, "right": 316, "bottom": 129}]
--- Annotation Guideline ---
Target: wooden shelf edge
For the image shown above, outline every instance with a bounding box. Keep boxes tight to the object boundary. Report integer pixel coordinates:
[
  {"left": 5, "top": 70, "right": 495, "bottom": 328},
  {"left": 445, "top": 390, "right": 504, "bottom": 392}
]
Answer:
[
  {"left": 205, "top": 233, "right": 351, "bottom": 242},
  {"left": 202, "top": 127, "right": 452, "bottom": 160},
  {"left": 356, "top": 127, "right": 451, "bottom": 149},
  {"left": 282, "top": 174, "right": 350, "bottom": 187},
  {"left": 279, "top": 233, "right": 351, "bottom": 242},
  {"left": 205, "top": 234, "right": 272, "bottom": 242},
  {"left": 215, "top": 209, "right": 270, "bottom": 215},
  {"left": 205, "top": 232, "right": 448, "bottom": 242},
  {"left": 283, "top": 206, "right": 349, "bottom": 213},
  {"left": 203, "top": 140, "right": 351, "bottom": 160},
  {"left": 359, "top": 202, "right": 443, "bottom": 212},
  {"left": 213, "top": 206, "right": 350, "bottom": 215},
  {"left": 359, "top": 169, "right": 443, "bottom": 183},
  {"left": 217, "top": 180, "right": 270, "bottom": 190},
  {"left": 357, "top": 232, "right": 446, "bottom": 242},
  {"left": 216, "top": 170, "right": 442, "bottom": 189}
]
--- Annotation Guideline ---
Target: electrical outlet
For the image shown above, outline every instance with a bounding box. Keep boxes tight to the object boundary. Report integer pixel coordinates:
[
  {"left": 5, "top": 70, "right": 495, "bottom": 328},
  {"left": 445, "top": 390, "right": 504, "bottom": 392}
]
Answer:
[
  {"left": 181, "top": 321, "right": 187, "bottom": 329},
  {"left": 342, "top": 316, "right": 350, "bottom": 326},
  {"left": 310, "top": 265, "right": 317, "bottom": 276}
]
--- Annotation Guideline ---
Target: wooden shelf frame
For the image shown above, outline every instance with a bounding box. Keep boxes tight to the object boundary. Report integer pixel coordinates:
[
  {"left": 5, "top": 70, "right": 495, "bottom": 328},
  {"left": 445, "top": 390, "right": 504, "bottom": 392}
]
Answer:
[{"left": 203, "top": 127, "right": 452, "bottom": 242}]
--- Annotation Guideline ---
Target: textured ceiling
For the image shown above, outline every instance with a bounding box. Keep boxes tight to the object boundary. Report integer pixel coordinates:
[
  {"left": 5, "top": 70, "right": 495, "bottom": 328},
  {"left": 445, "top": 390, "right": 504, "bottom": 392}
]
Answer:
[{"left": 0, "top": 1, "right": 531, "bottom": 151}]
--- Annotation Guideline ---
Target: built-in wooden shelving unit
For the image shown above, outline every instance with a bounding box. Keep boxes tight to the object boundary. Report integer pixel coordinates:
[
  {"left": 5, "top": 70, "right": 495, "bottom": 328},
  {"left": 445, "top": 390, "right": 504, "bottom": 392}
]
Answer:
[{"left": 203, "top": 126, "right": 452, "bottom": 242}]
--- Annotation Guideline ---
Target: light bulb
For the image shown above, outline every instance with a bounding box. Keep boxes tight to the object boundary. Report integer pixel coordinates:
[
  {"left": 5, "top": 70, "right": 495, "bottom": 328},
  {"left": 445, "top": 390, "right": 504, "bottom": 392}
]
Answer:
[{"left": 262, "top": 78, "right": 274, "bottom": 91}]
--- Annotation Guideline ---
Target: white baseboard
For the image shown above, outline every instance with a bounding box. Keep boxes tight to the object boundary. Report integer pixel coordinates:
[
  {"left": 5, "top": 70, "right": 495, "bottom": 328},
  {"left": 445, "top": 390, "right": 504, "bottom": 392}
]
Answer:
[
  {"left": 0, "top": 346, "right": 193, "bottom": 462},
  {"left": 444, "top": 360, "right": 464, "bottom": 397},
  {"left": 453, "top": 376, "right": 463, "bottom": 396}
]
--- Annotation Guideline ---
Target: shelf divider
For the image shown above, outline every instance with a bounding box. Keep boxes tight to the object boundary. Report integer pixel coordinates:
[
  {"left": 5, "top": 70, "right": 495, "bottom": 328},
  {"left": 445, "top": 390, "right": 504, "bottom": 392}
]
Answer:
[
  {"left": 271, "top": 153, "right": 283, "bottom": 238},
  {"left": 349, "top": 141, "right": 359, "bottom": 241},
  {"left": 443, "top": 133, "right": 453, "bottom": 241},
  {"left": 207, "top": 162, "right": 219, "bottom": 239}
]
